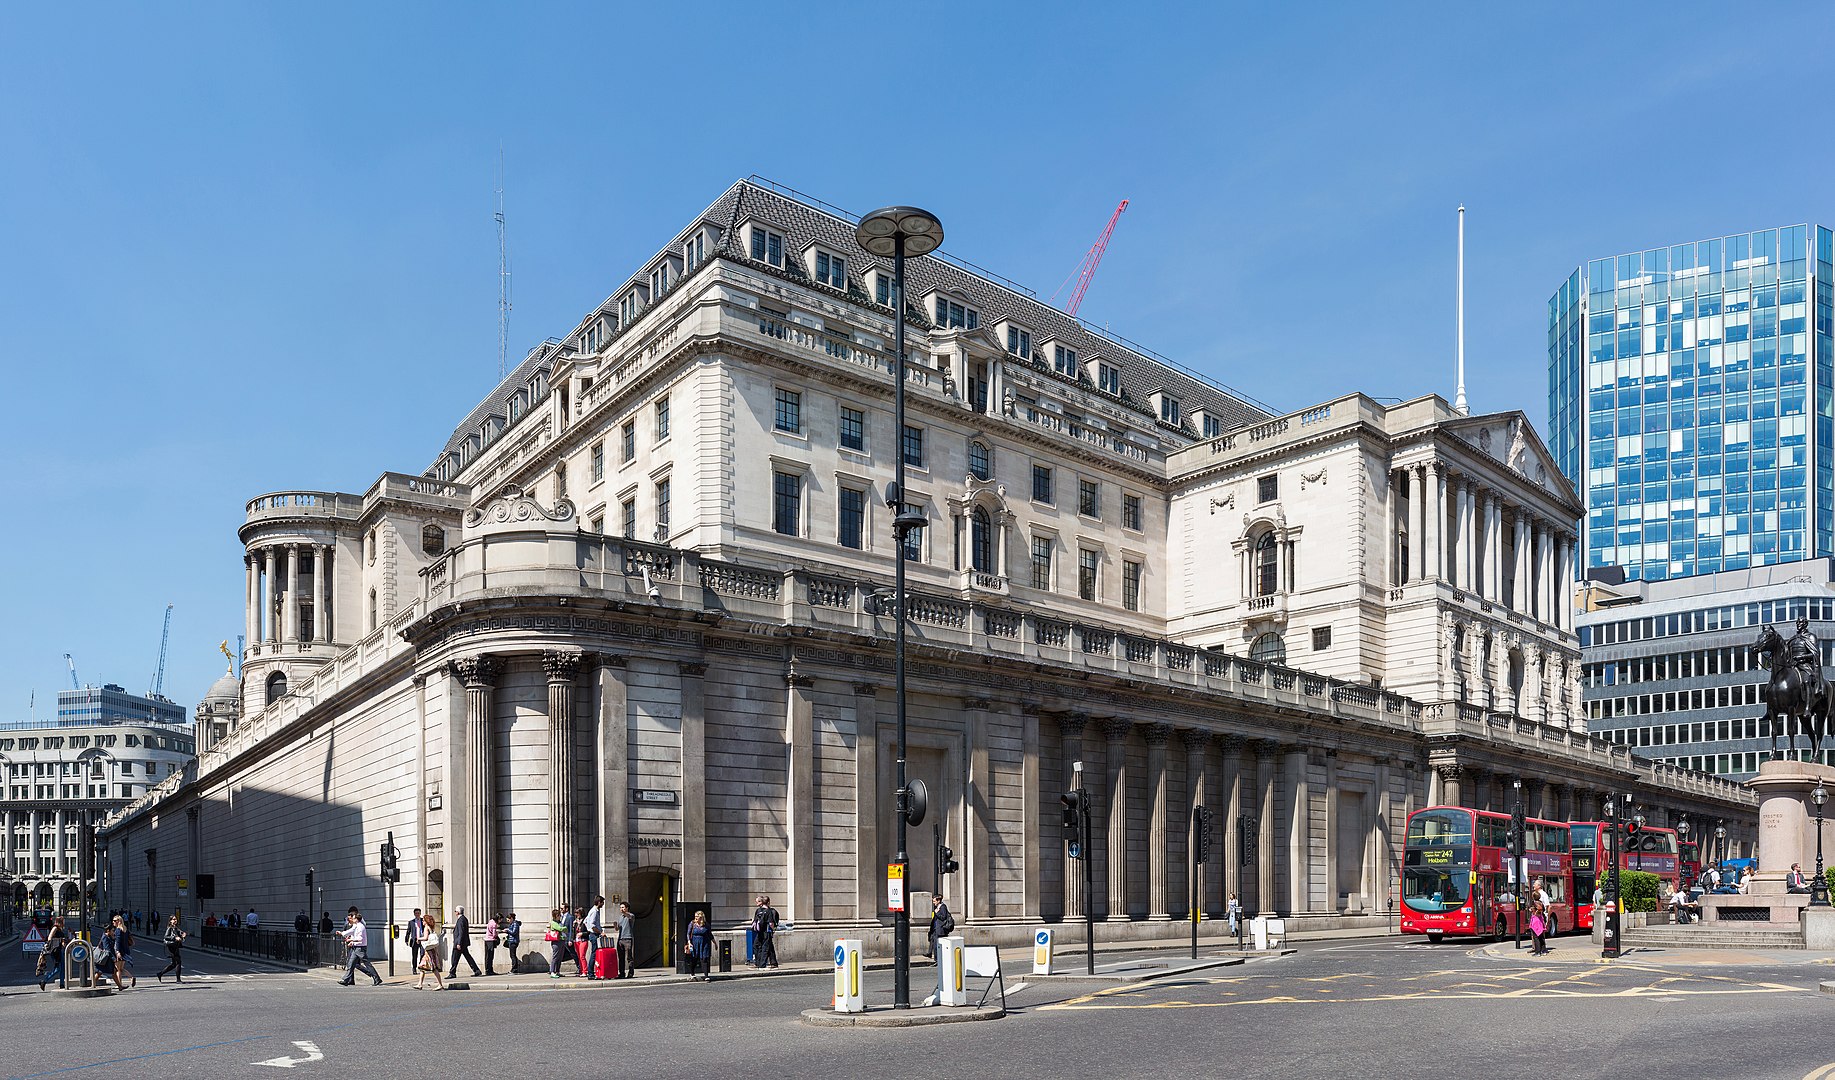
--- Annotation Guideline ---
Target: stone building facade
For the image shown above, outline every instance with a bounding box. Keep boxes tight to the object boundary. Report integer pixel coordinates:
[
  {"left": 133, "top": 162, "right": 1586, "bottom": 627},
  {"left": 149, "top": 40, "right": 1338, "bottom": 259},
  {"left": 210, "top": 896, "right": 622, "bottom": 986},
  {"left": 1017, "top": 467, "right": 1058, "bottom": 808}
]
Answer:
[{"left": 100, "top": 179, "right": 1753, "bottom": 960}]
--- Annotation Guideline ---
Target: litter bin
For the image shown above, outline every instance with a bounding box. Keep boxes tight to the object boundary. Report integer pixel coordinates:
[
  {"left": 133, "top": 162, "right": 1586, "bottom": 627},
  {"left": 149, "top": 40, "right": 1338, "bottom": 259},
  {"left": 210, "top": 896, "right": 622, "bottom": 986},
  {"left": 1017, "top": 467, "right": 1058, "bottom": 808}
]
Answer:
[
  {"left": 718, "top": 939, "right": 733, "bottom": 972},
  {"left": 745, "top": 928, "right": 755, "bottom": 965}
]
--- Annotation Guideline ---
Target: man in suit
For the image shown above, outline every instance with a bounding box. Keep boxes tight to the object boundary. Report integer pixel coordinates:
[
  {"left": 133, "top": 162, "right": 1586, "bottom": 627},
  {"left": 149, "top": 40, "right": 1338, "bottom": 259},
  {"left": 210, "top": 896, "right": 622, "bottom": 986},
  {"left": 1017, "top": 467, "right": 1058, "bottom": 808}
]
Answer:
[
  {"left": 447, "top": 906, "right": 482, "bottom": 977},
  {"left": 1789, "top": 863, "right": 1811, "bottom": 893},
  {"left": 405, "top": 908, "right": 428, "bottom": 972}
]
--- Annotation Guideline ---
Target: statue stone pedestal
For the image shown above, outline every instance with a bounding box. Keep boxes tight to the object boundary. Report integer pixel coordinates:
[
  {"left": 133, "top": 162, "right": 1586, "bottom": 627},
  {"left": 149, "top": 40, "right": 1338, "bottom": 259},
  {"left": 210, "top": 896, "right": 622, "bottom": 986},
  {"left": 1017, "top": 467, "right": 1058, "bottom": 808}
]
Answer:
[{"left": 1749, "top": 758, "right": 1835, "bottom": 893}]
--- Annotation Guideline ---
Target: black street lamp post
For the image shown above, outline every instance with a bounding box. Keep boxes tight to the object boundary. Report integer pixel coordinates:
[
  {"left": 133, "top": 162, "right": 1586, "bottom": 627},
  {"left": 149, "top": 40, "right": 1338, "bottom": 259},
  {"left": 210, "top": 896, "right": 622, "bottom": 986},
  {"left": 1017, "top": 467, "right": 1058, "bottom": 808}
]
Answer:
[
  {"left": 1813, "top": 782, "right": 1830, "bottom": 908},
  {"left": 855, "top": 205, "right": 944, "bottom": 1010},
  {"left": 1602, "top": 795, "right": 1622, "bottom": 960},
  {"left": 1677, "top": 818, "right": 1691, "bottom": 888},
  {"left": 1511, "top": 778, "right": 1524, "bottom": 951}
]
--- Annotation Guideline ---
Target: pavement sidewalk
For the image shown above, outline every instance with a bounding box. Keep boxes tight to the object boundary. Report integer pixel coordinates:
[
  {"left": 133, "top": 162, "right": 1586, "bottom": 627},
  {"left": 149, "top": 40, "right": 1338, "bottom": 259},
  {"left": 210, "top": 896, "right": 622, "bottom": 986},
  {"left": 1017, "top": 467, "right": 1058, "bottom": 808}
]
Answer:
[{"left": 1474, "top": 939, "right": 1835, "bottom": 967}]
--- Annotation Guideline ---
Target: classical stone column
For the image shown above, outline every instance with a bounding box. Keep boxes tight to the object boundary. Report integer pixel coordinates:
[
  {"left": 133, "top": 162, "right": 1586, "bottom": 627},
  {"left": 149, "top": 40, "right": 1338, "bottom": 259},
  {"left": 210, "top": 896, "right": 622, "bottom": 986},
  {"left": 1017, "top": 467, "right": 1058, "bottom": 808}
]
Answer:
[
  {"left": 1021, "top": 709, "right": 1041, "bottom": 920},
  {"left": 785, "top": 663, "right": 815, "bottom": 922},
  {"left": 543, "top": 651, "right": 582, "bottom": 907},
  {"left": 1435, "top": 763, "right": 1463, "bottom": 808},
  {"left": 1511, "top": 512, "right": 1527, "bottom": 612},
  {"left": 679, "top": 662, "right": 708, "bottom": 906},
  {"left": 263, "top": 547, "right": 277, "bottom": 642},
  {"left": 1255, "top": 741, "right": 1278, "bottom": 915},
  {"left": 853, "top": 684, "right": 881, "bottom": 921},
  {"left": 965, "top": 698, "right": 993, "bottom": 920},
  {"left": 1458, "top": 480, "right": 1476, "bottom": 591},
  {"left": 452, "top": 654, "right": 500, "bottom": 914},
  {"left": 244, "top": 555, "right": 257, "bottom": 655},
  {"left": 1103, "top": 718, "right": 1132, "bottom": 921},
  {"left": 1428, "top": 463, "right": 1445, "bottom": 581},
  {"left": 284, "top": 544, "right": 300, "bottom": 643},
  {"left": 1059, "top": 714, "right": 1087, "bottom": 918},
  {"left": 1559, "top": 536, "right": 1575, "bottom": 631},
  {"left": 594, "top": 655, "right": 630, "bottom": 906},
  {"left": 1285, "top": 747, "right": 1311, "bottom": 914},
  {"left": 312, "top": 545, "right": 328, "bottom": 644},
  {"left": 1145, "top": 723, "right": 1172, "bottom": 919},
  {"left": 1323, "top": 750, "right": 1340, "bottom": 913},
  {"left": 1219, "top": 735, "right": 1244, "bottom": 909},
  {"left": 1372, "top": 757, "right": 1394, "bottom": 913},
  {"left": 1413, "top": 465, "right": 1430, "bottom": 582},
  {"left": 1183, "top": 729, "right": 1211, "bottom": 917}
]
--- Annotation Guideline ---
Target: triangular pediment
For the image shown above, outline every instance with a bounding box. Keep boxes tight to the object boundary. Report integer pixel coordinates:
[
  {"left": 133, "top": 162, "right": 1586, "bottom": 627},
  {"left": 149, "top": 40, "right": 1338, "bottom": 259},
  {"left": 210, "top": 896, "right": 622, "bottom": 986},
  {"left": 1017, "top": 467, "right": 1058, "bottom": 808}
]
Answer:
[{"left": 1439, "top": 411, "right": 1577, "bottom": 508}]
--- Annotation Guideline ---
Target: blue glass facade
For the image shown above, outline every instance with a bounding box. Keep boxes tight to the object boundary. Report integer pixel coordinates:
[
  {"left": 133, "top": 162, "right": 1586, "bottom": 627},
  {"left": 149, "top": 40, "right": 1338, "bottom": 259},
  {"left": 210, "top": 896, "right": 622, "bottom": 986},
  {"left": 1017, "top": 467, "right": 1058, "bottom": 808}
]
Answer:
[{"left": 1549, "top": 225, "right": 1835, "bottom": 581}]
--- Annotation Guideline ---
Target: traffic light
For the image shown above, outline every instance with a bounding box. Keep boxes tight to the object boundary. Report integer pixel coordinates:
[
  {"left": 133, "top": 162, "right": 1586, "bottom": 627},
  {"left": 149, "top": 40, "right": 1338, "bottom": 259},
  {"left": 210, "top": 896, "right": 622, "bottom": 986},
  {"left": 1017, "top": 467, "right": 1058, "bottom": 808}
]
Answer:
[
  {"left": 937, "top": 843, "right": 960, "bottom": 877},
  {"left": 1193, "top": 806, "right": 1214, "bottom": 865},
  {"left": 1238, "top": 814, "right": 1259, "bottom": 868},
  {"left": 1061, "top": 791, "right": 1086, "bottom": 859},
  {"left": 379, "top": 841, "right": 400, "bottom": 884}
]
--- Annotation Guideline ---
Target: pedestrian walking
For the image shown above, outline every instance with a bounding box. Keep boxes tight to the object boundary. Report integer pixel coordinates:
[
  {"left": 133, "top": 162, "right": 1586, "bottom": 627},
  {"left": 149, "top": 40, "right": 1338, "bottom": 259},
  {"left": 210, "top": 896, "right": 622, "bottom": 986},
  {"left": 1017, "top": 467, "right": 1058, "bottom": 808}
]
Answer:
[
  {"left": 105, "top": 914, "right": 136, "bottom": 990},
  {"left": 1528, "top": 902, "right": 1548, "bottom": 955},
  {"left": 750, "top": 895, "right": 780, "bottom": 968},
  {"left": 926, "top": 893, "right": 955, "bottom": 959},
  {"left": 156, "top": 913, "right": 186, "bottom": 982},
  {"left": 684, "top": 910, "right": 713, "bottom": 981},
  {"left": 501, "top": 912, "right": 522, "bottom": 973},
  {"left": 1227, "top": 892, "right": 1242, "bottom": 937},
  {"left": 447, "top": 906, "right": 481, "bottom": 978},
  {"left": 616, "top": 902, "right": 637, "bottom": 979},
  {"left": 405, "top": 908, "right": 428, "bottom": 972},
  {"left": 415, "top": 917, "right": 445, "bottom": 990},
  {"left": 337, "top": 907, "right": 384, "bottom": 986},
  {"left": 483, "top": 913, "right": 500, "bottom": 976},
  {"left": 295, "top": 911, "right": 311, "bottom": 936},
  {"left": 245, "top": 908, "right": 260, "bottom": 931},
  {"left": 545, "top": 908, "right": 567, "bottom": 979},
  {"left": 318, "top": 910, "right": 333, "bottom": 934},
  {"left": 584, "top": 896, "right": 606, "bottom": 978},
  {"left": 560, "top": 905, "right": 584, "bottom": 975},
  {"left": 37, "top": 916, "right": 69, "bottom": 990}
]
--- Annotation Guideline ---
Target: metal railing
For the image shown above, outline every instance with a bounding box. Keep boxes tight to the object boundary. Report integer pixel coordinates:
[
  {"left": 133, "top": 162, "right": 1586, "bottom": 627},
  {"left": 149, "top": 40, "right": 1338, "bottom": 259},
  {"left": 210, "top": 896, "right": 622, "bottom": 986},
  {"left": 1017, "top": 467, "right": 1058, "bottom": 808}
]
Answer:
[{"left": 199, "top": 924, "right": 345, "bottom": 969}]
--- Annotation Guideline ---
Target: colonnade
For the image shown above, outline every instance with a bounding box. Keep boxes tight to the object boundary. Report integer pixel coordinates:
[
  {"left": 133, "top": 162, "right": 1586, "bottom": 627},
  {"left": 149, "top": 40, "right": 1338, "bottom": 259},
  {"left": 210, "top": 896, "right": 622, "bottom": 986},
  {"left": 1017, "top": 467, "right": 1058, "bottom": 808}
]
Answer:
[
  {"left": 246, "top": 543, "right": 335, "bottom": 649},
  {"left": 1392, "top": 461, "right": 1576, "bottom": 631}
]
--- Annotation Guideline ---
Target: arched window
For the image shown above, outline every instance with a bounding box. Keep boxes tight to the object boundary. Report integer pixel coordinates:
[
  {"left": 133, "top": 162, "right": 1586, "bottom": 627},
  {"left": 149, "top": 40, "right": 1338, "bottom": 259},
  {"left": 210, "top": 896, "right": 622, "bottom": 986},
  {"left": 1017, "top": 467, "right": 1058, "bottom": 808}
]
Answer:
[
  {"left": 971, "top": 506, "right": 993, "bottom": 572},
  {"left": 1250, "top": 632, "right": 1286, "bottom": 665},
  {"left": 265, "top": 671, "right": 288, "bottom": 704},
  {"left": 1255, "top": 532, "right": 1280, "bottom": 596},
  {"left": 968, "top": 441, "right": 991, "bottom": 481}
]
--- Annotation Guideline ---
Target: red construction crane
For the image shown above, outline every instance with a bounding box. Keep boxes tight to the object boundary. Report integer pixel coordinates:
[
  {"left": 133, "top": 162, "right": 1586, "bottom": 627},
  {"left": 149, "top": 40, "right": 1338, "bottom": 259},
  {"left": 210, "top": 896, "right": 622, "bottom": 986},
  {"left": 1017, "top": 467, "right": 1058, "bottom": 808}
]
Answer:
[{"left": 1052, "top": 199, "right": 1129, "bottom": 317}]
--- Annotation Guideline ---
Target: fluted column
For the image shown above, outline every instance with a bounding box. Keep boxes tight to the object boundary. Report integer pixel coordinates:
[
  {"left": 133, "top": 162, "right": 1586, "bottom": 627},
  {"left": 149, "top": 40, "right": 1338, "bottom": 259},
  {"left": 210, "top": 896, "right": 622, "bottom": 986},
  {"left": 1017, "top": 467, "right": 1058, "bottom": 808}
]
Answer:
[
  {"left": 1323, "top": 749, "right": 1340, "bottom": 913},
  {"left": 1059, "top": 714, "right": 1087, "bottom": 919},
  {"left": 1285, "top": 747, "right": 1311, "bottom": 914},
  {"left": 544, "top": 650, "right": 582, "bottom": 906},
  {"left": 1183, "top": 729, "right": 1211, "bottom": 918},
  {"left": 1458, "top": 480, "right": 1476, "bottom": 590},
  {"left": 1255, "top": 741, "right": 1277, "bottom": 914},
  {"left": 1219, "top": 735, "right": 1244, "bottom": 910},
  {"left": 680, "top": 661, "right": 708, "bottom": 905},
  {"left": 1104, "top": 718, "right": 1132, "bottom": 921},
  {"left": 1559, "top": 536, "right": 1575, "bottom": 632},
  {"left": 453, "top": 654, "right": 501, "bottom": 914},
  {"left": 284, "top": 544, "right": 300, "bottom": 642},
  {"left": 594, "top": 655, "right": 630, "bottom": 905},
  {"left": 1146, "top": 723, "right": 1172, "bottom": 919},
  {"left": 244, "top": 555, "right": 257, "bottom": 656},
  {"left": 1486, "top": 493, "right": 1503, "bottom": 601},
  {"left": 263, "top": 547, "right": 277, "bottom": 642},
  {"left": 1428, "top": 463, "right": 1445, "bottom": 581},
  {"left": 853, "top": 683, "right": 881, "bottom": 921},
  {"left": 965, "top": 697, "right": 992, "bottom": 920},
  {"left": 313, "top": 545, "right": 328, "bottom": 644},
  {"left": 1511, "top": 512, "right": 1527, "bottom": 612},
  {"left": 1435, "top": 763, "right": 1463, "bottom": 808},
  {"left": 786, "top": 663, "right": 815, "bottom": 921},
  {"left": 1372, "top": 757, "right": 1393, "bottom": 913},
  {"left": 1412, "top": 465, "right": 1429, "bottom": 581}
]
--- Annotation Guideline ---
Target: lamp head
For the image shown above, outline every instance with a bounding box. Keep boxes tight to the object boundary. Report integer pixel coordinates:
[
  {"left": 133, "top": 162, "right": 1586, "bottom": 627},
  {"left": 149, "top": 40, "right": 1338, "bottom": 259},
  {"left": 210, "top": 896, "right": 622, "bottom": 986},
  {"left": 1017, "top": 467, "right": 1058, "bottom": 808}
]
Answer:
[
  {"left": 1815, "top": 782, "right": 1828, "bottom": 808},
  {"left": 855, "top": 206, "right": 945, "bottom": 258},
  {"left": 1677, "top": 819, "right": 1689, "bottom": 837}
]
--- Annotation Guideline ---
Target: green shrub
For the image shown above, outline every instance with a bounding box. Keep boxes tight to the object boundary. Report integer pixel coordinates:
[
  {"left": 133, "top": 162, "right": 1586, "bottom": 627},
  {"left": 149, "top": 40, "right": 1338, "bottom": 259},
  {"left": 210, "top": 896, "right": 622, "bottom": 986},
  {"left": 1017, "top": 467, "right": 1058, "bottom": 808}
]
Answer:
[{"left": 1613, "top": 870, "right": 1661, "bottom": 913}]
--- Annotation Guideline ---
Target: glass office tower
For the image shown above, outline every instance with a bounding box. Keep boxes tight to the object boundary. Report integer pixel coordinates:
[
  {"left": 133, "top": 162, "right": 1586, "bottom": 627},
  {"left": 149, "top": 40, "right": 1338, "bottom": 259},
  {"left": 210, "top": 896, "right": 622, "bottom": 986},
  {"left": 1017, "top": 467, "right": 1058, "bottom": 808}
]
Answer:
[{"left": 1548, "top": 225, "right": 1835, "bottom": 582}]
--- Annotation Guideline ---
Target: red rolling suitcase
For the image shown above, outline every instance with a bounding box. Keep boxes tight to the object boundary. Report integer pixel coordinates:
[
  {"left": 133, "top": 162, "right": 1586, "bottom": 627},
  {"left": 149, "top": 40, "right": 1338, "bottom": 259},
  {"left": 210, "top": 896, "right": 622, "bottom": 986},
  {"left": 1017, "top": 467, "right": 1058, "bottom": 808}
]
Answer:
[{"left": 594, "top": 946, "right": 619, "bottom": 979}]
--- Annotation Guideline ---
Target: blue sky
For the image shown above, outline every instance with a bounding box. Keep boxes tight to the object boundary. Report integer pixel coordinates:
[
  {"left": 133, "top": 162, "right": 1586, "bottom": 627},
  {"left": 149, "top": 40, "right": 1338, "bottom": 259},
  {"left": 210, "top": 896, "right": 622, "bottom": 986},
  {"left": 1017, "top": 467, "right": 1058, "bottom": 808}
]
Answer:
[{"left": 4, "top": 1, "right": 1833, "bottom": 715}]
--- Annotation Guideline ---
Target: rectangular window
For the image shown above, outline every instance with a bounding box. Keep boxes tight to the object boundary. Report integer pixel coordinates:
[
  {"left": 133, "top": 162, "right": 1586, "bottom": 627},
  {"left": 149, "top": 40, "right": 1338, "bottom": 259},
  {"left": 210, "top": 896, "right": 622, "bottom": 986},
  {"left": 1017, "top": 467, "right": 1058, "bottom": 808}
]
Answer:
[
  {"left": 622, "top": 498, "right": 637, "bottom": 539},
  {"left": 876, "top": 273, "right": 896, "bottom": 306},
  {"left": 591, "top": 443, "right": 605, "bottom": 483},
  {"left": 1122, "top": 493, "right": 1142, "bottom": 531},
  {"left": 1078, "top": 549, "right": 1099, "bottom": 601},
  {"left": 683, "top": 233, "right": 705, "bottom": 270},
  {"left": 968, "top": 441, "right": 991, "bottom": 480},
  {"left": 656, "top": 477, "right": 671, "bottom": 536},
  {"left": 1313, "top": 626, "right": 1332, "bottom": 651},
  {"left": 775, "top": 388, "right": 803, "bottom": 434},
  {"left": 934, "top": 297, "right": 978, "bottom": 329},
  {"left": 655, "top": 396, "right": 670, "bottom": 440},
  {"left": 1031, "top": 536, "right": 1053, "bottom": 590},
  {"left": 1160, "top": 395, "right": 1181, "bottom": 425},
  {"left": 1258, "top": 474, "right": 1279, "bottom": 503},
  {"left": 650, "top": 263, "right": 670, "bottom": 296},
  {"left": 1032, "top": 464, "right": 1053, "bottom": 504},
  {"left": 1097, "top": 363, "right": 1120, "bottom": 395},
  {"left": 1006, "top": 326, "right": 1031, "bottom": 357},
  {"left": 1122, "top": 560, "right": 1142, "bottom": 611},
  {"left": 816, "top": 250, "right": 847, "bottom": 288},
  {"left": 1053, "top": 345, "right": 1077, "bottom": 376},
  {"left": 1079, "top": 478, "right": 1099, "bottom": 517},
  {"left": 839, "top": 488, "right": 865, "bottom": 550},
  {"left": 902, "top": 425, "right": 924, "bottom": 467},
  {"left": 900, "top": 504, "right": 924, "bottom": 561},
  {"left": 1202, "top": 414, "right": 1223, "bottom": 438},
  {"left": 589, "top": 514, "right": 604, "bottom": 534},
  {"left": 621, "top": 420, "right": 636, "bottom": 462},
  {"left": 751, "top": 225, "right": 784, "bottom": 267},
  {"left": 773, "top": 471, "right": 802, "bottom": 536},
  {"left": 834, "top": 406, "right": 865, "bottom": 452}
]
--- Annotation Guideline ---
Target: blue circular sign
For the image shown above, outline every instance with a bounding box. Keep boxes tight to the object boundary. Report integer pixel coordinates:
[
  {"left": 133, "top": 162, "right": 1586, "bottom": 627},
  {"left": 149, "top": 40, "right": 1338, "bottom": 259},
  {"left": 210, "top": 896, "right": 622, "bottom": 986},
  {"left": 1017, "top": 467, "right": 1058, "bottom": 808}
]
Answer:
[
  {"left": 1036, "top": 930, "right": 1049, "bottom": 945},
  {"left": 834, "top": 943, "right": 846, "bottom": 966}
]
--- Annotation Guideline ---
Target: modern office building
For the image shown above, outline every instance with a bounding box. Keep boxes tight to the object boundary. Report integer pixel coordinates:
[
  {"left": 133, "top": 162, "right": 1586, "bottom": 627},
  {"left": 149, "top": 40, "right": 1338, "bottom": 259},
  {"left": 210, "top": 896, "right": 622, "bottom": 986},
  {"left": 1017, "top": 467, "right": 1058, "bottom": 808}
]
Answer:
[
  {"left": 1579, "top": 559, "right": 1835, "bottom": 782},
  {"left": 57, "top": 683, "right": 187, "bottom": 727},
  {"left": 1548, "top": 224, "right": 1835, "bottom": 583},
  {"left": 100, "top": 178, "right": 1749, "bottom": 960}
]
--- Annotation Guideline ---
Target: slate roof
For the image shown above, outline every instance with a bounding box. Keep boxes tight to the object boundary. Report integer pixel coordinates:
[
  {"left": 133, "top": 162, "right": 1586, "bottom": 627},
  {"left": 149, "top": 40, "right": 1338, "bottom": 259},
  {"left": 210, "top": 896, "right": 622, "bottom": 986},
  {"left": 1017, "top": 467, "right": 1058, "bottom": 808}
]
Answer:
[{"left": 433, "top": 176, "right": 1272, "bottom": 472}]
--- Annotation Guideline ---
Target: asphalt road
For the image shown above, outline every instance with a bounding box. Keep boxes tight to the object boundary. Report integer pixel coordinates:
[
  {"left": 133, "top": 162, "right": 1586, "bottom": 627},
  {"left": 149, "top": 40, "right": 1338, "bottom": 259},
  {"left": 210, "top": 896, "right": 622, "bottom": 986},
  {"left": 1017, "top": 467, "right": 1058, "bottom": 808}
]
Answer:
[{"left": 5, "top": 933, "right": 1833, "bottom": 1079}]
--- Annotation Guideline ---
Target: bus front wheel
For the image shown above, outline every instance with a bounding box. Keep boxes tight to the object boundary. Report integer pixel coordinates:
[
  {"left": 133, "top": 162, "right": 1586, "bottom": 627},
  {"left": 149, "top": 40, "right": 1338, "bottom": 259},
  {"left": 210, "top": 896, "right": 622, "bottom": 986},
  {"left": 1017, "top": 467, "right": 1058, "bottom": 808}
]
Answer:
[{"left": 1494, "top": 918, "right": 1508, "bottom": 941}]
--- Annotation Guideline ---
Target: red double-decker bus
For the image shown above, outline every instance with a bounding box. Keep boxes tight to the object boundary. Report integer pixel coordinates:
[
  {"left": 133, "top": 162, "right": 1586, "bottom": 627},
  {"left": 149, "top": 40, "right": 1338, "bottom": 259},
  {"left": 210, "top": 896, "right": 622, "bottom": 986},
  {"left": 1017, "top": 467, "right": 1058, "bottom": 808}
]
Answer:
[
  {"left": 1401, "top": 806, "right": 1574, "bottom": 943},
  {"left": 1569, "top": 822, "right": 1681, "bottom": 930}
]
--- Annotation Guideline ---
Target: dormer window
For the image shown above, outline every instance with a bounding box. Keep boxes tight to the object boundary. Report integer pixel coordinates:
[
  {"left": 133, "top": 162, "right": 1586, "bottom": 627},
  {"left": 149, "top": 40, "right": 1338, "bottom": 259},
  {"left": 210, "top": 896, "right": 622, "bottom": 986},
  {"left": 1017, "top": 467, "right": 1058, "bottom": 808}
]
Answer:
[
  {"left": 875, "top": 272, "right": 897, "bottom": 307},
  {"left": 1053, "top": 344, "right": 1077, "bottom": 377},
  {"left": 933, "top": 296, "right": 979, "bottom": 330},
  {"left": 1006, "top": 326, "right": 1031, "bottom": 358},
  {"left": 815, "top": 250, "right": 847, "bottom": 288},
  {"left": 585, "top": 317, "right": 611, "bottom": 353},
  {"left": 619, "top": 290, "right": 643, "bottom": 327},
  {"left": 684, "top": 231, "right": 707, "bottom": 270},
  {"left": 1198, "top": 410, "right": 1224, "bottom": 438},
  {"left": 650, "top": 262, "right": 671, "bottom": 296},
  {"left": 1150, "top": 389, "right": 1181, "bottom": 426},
  {"left": 750, "top": 225, "right": 785, "bottom": 268},
  {"left": 1095, "top": 361, "right": 1121, "bottom": 396}
]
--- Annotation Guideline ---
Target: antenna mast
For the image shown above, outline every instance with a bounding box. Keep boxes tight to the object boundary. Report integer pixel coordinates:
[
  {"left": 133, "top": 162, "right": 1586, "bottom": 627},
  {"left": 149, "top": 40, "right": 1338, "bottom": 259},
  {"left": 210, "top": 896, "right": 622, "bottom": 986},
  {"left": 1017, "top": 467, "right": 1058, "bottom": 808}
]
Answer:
[
  {"left": 496, "top": 148, "right": 511, "bottom": 381},
  {"left": 1454, "top": 204, "right": 1468, "bottom": 415}
]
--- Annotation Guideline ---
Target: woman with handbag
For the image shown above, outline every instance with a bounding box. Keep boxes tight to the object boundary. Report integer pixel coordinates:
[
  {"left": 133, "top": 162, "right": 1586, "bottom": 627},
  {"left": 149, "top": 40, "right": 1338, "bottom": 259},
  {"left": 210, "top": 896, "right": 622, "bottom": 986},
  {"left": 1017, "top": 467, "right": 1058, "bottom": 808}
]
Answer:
[
  {"left": 415, "top": 917, "right": 445, "bottom": 990},
  {"left": 544, "top": 908, "right": 567, "bottom": 979},
  {"left": 483, "top": 913, "right": 500, "bottom": 976},
  {"left": 684, "top": 910, "right": 713, "bottom": 982},
  {"left": 156, "top": 913, "right": 186, "bottom": 983}
]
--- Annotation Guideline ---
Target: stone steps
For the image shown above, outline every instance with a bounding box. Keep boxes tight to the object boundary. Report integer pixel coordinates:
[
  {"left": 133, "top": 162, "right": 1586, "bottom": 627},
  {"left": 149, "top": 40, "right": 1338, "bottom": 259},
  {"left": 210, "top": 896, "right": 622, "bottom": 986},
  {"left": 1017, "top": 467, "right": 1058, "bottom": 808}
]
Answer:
[{"left": 1623, "top": 926, "right": 1805, "bottom": 950}]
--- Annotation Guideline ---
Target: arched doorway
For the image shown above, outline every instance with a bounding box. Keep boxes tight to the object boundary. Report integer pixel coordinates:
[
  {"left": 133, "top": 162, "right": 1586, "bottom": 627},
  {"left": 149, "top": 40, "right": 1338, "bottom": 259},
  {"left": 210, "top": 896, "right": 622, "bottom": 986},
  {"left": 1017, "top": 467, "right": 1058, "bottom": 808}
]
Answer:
[
  {"left": 58, "top": 881, "right": 79, "bottom": 915},
  {"left": 32, "top": 882, "right": 52, "bottom": 914},
  {"left": 626, "top": 868, "right": 677, "bottom": 971},
  {"left": 11, "top": 882, "right": 25, "bottom": 915}
]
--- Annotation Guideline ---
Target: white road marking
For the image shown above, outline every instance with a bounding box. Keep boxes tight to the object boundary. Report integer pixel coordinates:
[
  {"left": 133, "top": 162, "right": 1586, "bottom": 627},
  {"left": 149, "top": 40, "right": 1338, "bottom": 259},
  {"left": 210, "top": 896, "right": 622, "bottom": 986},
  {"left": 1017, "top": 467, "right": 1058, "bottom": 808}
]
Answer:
[{"left": 252, "top": 1041, "right": 324, "bottom": 1068}]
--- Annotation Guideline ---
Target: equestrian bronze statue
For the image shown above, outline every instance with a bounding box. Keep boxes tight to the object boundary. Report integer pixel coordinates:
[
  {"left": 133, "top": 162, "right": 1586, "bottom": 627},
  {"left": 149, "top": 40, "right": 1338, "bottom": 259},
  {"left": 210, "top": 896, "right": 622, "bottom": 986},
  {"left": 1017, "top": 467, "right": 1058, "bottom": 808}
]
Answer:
[{"left": 1754, "top": 618, "right": 1830, "bottom": 760}]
